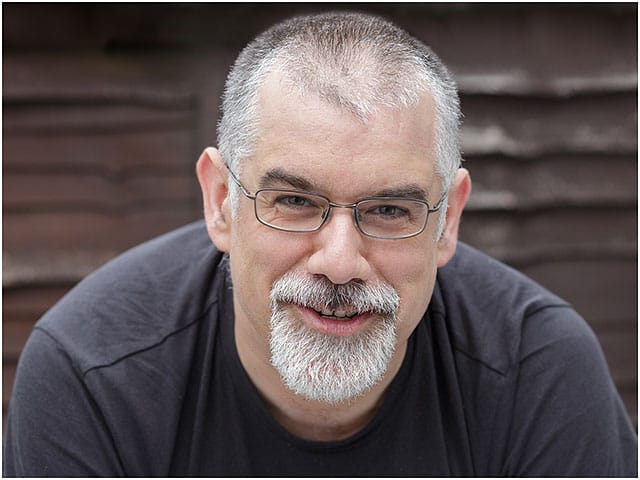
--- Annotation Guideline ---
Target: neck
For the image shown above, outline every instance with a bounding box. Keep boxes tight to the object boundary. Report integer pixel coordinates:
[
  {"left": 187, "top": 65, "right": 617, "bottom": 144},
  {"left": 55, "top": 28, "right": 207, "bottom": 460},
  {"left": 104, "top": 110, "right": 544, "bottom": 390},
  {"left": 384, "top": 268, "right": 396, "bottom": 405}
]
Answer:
[{"left": 267, "top": 390, "right": 387, "bottom": 441}]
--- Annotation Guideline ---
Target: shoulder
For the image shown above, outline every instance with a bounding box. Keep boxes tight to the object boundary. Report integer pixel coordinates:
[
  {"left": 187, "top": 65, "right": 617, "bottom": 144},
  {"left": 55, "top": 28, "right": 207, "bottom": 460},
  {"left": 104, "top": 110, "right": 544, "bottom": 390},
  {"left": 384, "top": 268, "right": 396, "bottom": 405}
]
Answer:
[
  {"left": 35, "top": 220, "right": 226, "bottom": 374},
  {"left": 432, "top": 242, "right": 580, "bottom": 375},
  {"left": 8, "top": 221, "right": 232, "bottom": 476},
  {"left": 431, "top": 243, "right": 637, "bottom": 476}
]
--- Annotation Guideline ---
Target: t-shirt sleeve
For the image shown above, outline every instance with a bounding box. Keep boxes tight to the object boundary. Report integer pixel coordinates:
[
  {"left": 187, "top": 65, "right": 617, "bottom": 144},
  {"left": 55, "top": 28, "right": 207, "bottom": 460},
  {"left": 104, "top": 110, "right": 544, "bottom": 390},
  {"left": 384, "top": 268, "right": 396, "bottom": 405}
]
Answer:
[
  {"left": 500, "top": 305, "right": 637, "bottom": 477},
  {"left": 3, "top": 328, "right": 124, "bottom": 477}
]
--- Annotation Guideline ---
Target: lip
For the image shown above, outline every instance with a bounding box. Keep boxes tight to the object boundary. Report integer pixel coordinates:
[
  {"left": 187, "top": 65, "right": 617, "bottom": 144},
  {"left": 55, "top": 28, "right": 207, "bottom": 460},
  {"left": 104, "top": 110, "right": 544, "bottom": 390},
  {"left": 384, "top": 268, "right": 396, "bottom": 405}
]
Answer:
[{"left": 296, "top": 305, "right": 373, "bottom": 337}]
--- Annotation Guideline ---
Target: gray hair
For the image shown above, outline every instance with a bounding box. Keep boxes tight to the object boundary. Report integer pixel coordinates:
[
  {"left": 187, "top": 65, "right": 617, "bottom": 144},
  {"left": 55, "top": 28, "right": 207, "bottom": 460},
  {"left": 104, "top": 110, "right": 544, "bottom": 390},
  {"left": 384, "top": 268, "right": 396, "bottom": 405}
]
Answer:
[{"left": 217, "top": 12, "right": 462, "bottom": 233}]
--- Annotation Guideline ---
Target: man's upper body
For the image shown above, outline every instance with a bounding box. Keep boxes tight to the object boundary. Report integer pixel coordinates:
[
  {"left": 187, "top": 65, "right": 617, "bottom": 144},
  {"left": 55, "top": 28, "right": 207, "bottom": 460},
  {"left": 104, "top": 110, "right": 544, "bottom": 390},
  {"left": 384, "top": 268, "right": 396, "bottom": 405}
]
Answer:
[
  {"left": 5, "top": 221, "right": 637, "bottom": 476},
  {"left": 4, "top": 11, "right": 638, "bottom": 477}
]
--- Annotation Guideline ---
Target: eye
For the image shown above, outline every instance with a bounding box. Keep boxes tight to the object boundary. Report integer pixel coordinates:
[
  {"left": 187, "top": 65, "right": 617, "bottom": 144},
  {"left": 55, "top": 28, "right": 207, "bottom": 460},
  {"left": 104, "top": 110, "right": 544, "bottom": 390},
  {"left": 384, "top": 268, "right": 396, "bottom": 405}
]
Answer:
[
  {"left": 375, "top": 205, "right": 407, "bottom": 217},
  {"left": 367, "top": 204, "right": 410, "bottom": 219},
  {"left": 358, "top": 199, "right": 424, "bottom": 227},
  {"left": 274, "top": 194, "right": 319, "bottom": 209}
]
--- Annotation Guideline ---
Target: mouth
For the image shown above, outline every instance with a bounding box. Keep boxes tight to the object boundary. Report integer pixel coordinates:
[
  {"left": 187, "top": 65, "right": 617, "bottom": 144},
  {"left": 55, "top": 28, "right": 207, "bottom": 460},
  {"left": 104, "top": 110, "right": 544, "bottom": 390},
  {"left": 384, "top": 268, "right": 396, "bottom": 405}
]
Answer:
[
  {"left": 288, "top": 304, "right": 375, "bottom": 337},
  {"left": 269, "top": 273, "right": 400, "bottom": 337}
]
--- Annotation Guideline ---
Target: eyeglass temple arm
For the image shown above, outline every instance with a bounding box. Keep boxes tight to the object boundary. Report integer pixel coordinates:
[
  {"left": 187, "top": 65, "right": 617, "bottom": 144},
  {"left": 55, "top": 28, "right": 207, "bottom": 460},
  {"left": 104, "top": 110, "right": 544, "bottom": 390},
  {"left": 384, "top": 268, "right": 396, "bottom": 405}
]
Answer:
[
  {"left": 224, "top": 163, "right": 255, "bottom": 199},
  {"left": 431, "top": 191, "right": 449, "bottom": 212}
]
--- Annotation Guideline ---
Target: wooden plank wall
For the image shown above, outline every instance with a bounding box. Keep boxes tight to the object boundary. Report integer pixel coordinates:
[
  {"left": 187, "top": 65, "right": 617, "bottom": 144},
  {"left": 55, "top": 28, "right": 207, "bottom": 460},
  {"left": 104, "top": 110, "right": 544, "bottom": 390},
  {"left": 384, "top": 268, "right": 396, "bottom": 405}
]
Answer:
[{"left": 4, "top": 4, "right": 637, "bottom": 427}]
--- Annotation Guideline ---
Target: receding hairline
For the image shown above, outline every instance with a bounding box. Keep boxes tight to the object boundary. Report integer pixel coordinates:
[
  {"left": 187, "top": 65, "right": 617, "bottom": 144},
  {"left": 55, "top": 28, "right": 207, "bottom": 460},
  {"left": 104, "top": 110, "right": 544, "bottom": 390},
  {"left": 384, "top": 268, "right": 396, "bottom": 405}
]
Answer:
[
  {"left": 259, "top": 13, "right": 435, "bottom": 119},
  {"left": 255, "top": 65, "right": 437, "bottom": 127}
]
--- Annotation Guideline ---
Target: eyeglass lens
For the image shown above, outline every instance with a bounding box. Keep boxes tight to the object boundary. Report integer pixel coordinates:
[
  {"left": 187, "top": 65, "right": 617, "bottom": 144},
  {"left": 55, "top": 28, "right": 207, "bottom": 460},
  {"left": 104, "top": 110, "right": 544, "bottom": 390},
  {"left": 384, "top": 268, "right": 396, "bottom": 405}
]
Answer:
[{"left": 254, "top": 190, "right": 429, "bottom": 238}]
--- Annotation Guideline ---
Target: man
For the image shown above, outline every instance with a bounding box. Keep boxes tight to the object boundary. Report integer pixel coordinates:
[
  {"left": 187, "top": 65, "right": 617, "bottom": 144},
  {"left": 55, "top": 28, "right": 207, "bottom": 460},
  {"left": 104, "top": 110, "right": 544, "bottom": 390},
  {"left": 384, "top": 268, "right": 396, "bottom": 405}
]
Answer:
[{"left": 4, "top": 12, "right": 637, "bottom": 477}]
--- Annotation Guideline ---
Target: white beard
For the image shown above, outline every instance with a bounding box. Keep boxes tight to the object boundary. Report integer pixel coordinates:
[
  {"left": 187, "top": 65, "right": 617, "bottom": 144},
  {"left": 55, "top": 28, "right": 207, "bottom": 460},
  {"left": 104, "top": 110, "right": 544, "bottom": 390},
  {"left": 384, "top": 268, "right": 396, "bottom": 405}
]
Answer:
[{"left": 269, "top": 272, "right": 399, "bottom": 404}]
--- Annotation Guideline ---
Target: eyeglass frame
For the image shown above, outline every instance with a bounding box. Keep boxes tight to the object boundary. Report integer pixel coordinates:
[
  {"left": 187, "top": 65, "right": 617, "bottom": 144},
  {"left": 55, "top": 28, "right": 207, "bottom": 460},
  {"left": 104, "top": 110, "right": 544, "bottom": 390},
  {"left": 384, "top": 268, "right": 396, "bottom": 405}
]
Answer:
[{"left": 225, "top": 164, "right": 447, "bottom": 240}]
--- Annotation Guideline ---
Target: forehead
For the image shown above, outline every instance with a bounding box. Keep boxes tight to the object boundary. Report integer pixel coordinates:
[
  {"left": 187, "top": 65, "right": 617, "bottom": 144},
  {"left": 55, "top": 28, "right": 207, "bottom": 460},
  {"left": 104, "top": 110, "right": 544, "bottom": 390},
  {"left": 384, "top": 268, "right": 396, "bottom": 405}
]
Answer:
[{"left": 248, "top": 72, "right": 439, "bottom": 197}]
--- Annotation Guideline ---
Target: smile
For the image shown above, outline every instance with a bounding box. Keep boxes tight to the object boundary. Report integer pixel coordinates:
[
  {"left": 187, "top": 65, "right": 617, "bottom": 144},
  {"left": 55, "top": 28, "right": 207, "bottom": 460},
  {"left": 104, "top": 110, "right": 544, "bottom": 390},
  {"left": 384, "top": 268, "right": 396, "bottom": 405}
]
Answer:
[{"left": 281, "top": 304, "right": 376, "bottom": 337}]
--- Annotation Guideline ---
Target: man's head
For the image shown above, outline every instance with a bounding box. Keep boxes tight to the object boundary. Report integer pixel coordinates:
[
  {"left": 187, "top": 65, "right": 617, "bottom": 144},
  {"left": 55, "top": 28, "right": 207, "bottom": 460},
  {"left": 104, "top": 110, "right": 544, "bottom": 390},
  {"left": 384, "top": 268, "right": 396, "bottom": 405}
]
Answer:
[
  {"left": 197, "top": 12, "right": 471, "bottom": 405},
  {"left": 217, "top": 12, "right": 462, "bottom": 227}
]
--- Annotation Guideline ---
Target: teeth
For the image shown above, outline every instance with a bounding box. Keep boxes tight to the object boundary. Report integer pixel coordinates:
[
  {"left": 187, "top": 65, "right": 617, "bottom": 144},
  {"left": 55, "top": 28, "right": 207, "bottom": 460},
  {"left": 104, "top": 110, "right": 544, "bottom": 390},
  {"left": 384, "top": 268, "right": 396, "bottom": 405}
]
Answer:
[{"left": 318, "top": 307, "right": 358, "bottom": 318}]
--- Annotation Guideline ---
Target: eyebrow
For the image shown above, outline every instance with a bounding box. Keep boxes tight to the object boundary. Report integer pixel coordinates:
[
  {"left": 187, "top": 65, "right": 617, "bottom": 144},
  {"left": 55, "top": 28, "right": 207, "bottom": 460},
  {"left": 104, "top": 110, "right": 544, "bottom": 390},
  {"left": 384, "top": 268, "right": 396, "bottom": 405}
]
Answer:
[
  {"left": 372, "top": 185, "right": 429, "bottom": 201},
  {"left": 259, "top": 168, "right": 316, "bottom": 191},
  {"left": 258, "top": 168, "right": 430, "bottom": 202}
]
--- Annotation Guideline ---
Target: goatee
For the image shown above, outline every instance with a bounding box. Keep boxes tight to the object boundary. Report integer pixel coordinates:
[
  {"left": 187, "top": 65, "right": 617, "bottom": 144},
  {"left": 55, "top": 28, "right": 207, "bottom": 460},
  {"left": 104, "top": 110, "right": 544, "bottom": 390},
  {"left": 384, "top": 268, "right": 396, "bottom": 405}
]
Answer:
[{"left": 269, "top": 271, "right": 400, "bottom": 404}]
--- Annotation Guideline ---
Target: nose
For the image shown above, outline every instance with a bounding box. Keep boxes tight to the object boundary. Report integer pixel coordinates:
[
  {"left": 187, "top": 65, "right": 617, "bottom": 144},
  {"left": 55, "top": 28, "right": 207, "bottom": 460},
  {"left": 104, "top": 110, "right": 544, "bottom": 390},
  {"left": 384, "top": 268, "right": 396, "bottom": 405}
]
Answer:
[{"left": 306, "top": 207, "right": 373, "bottom": 285}]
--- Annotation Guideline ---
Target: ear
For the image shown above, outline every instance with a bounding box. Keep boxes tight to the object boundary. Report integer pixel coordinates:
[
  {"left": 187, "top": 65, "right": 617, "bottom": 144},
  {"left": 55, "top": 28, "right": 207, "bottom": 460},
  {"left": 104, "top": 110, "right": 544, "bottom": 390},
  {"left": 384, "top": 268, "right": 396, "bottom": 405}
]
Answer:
[
  {"left": 196, "top": 147, "right": 232, "bottom": 252},
  {"left": 436, "top": 168, "right": 471, "bottom": 267}
]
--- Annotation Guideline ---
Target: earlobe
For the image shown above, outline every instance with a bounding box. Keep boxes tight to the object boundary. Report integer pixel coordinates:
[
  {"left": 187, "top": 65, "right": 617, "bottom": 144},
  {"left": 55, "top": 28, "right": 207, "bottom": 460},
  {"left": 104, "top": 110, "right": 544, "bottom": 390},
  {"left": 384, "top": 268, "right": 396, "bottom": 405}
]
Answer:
[
  {"left": 436, "top": 168, "right": 471, "bottom": 267},
  {"left": 196, "top": 147, "right": 232, "bottom": 252}
]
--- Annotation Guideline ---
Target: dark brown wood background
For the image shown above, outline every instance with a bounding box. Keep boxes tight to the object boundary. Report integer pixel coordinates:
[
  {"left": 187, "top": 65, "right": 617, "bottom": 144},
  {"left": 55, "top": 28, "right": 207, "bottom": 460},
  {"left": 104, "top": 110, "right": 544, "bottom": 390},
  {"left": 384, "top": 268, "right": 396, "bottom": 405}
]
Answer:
[{"left": 4, "top": 3, "right": 637, "bottom": 427}]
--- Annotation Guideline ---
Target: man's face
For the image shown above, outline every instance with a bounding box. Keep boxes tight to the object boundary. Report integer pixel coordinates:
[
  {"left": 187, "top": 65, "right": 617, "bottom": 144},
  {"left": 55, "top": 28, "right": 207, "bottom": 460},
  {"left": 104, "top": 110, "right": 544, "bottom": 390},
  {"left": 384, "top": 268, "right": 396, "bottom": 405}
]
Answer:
[{"left": 223, "top": 73, "right": 448, "bottom": 402}]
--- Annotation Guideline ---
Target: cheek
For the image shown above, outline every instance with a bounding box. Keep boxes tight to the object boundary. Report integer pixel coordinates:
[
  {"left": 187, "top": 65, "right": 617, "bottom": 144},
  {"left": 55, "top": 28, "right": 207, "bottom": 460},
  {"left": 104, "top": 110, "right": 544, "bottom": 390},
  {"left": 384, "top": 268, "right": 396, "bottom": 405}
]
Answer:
[
  {"left": 230, "top": 223, "right": 310, "bottom": 312},
  {"left": 229, "top": 232, "right": 299, "bottom": 352},
  {"left": 381, "top": 246, "right": 438, "bottom": 340}
]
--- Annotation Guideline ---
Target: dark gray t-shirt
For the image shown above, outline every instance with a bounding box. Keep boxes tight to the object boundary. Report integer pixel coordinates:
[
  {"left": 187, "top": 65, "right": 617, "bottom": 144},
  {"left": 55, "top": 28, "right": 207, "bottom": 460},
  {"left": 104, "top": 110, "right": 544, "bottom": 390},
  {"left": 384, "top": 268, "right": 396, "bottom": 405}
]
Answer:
[{"left": 4, "top": 221, "right": 637, "bottom": 476}]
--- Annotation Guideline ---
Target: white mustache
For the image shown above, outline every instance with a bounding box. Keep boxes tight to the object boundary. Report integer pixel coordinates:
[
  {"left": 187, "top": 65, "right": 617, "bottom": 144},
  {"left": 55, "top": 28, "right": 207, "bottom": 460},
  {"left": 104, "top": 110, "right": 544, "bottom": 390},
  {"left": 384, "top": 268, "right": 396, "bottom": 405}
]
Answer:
[{"left": 270, "top": 272, "right": 400, "bottom": 318}]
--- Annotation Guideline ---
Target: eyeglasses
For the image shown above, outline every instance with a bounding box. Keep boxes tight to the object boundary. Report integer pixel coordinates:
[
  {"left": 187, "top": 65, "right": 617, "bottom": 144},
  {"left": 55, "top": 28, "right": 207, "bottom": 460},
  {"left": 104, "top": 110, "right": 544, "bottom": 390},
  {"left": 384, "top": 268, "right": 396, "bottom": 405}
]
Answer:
[{"left": 226, "top": 165, "right": 446, "bottom": 240}]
